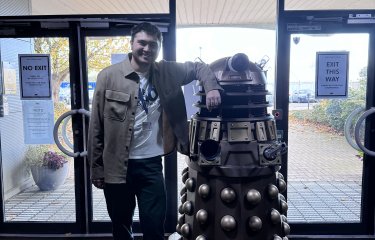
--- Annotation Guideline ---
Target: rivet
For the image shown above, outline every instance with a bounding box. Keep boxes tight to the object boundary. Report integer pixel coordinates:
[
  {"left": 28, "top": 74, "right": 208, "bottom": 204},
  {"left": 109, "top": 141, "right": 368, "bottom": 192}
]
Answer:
[
  {"left": 180, "top": 223, "right": 191, "bottom": 238},
  {"left": 195, "top": 209, "right": 208, "bottom": 225},
  {"left": 220, "top": 188, "right": 236, "bottom": 203},
  {"left": 220, "top": 215, "right": 236, "bottom": 231},
  {"left": 248, "top": 216, "right": 262, "bottom": 232}
]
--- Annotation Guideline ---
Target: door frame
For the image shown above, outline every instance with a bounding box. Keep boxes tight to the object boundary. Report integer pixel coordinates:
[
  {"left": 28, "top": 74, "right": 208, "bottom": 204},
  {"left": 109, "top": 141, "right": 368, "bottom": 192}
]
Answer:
[
  {"left": 275, "top": 0, "right": 375, "bottom": 237},
  {"left": 0, "top": 5, "right": 178, "bottom": 237}
]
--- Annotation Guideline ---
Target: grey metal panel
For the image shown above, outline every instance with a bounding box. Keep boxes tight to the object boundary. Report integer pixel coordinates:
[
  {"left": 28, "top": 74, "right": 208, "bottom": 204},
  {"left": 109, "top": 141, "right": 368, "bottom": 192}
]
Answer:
[{"left": 0, "top": 0, "right": 31, "bottom": 16}]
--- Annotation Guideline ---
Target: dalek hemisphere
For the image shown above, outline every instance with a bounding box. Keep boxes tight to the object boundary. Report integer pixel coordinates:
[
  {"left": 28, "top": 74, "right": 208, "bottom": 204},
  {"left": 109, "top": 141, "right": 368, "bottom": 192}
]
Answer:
[{"left": 177, "top": 53, "right": 289, "bottom": 240}]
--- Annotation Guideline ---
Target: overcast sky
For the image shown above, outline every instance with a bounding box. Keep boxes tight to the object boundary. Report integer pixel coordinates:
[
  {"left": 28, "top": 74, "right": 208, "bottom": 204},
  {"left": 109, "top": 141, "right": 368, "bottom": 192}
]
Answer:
[{"left": 175, "top": 28, "right": 369, "bottom": 91}]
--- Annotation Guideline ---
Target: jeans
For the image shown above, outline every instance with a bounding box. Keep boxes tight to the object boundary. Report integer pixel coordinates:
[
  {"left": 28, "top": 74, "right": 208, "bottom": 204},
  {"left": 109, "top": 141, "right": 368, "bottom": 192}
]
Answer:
[{"left": 103, "top": 156, "right": 166, "bottom": 240}]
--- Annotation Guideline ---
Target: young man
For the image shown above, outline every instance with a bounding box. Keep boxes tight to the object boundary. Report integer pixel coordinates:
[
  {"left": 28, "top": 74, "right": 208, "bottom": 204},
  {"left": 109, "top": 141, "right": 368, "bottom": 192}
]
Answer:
[{"left": 88, "top": 22, "right": 222, "bottom": 240}]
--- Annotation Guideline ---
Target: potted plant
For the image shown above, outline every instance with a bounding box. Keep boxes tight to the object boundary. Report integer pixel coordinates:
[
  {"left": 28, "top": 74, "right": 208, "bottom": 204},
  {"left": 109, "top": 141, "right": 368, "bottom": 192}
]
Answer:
[{"left": 24, "top": 145, "right": 70, "bottom": 191}]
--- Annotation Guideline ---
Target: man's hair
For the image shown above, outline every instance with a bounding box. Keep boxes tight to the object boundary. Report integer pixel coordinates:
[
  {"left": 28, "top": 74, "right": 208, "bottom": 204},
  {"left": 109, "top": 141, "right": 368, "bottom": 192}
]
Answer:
[{"left": 131, "top": 22, "right": 163, "bottom": 43}]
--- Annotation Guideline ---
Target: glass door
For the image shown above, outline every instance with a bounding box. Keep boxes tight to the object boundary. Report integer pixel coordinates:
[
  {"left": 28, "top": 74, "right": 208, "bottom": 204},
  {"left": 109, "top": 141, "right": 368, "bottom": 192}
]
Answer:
[
  {"left": 0, "top": 36, "right": 80, "bottom": 232},
  {"left": 287, "top": 33, "right": 368, "bottom": 224},
  {"left": 83, "top": 30, "right": 177, "bottom": 235},
  {"left": 0, "top": 15, "right": 176, "bottom": 236},
  {"left": 84, "top": 35, "right": 132, "bottom": 224},
  {"left": 275, "top": 16, "right": 375, "bottom": 235},
  {"left": 84, "top": 35, "right": 151, "bottom": 234},
  {"left": 0, "top": 20, "right": 176, "bottom": 237}
]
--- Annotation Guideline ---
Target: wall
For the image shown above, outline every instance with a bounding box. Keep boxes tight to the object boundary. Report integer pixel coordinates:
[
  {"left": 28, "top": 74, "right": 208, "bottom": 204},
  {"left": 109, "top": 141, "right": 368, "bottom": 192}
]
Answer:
[
  {"left": 0, "top": 0, "right": 33, "bottom": 200},
  {"left": 0, "top": 0, "right": 31, "bottom": 16}
]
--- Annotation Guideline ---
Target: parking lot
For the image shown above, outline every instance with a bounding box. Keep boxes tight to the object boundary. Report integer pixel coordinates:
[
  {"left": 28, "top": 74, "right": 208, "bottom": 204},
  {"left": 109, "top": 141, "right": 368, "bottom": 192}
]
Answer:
[{"left": 289, "top": 102, "right": 319, "bottom": 110}]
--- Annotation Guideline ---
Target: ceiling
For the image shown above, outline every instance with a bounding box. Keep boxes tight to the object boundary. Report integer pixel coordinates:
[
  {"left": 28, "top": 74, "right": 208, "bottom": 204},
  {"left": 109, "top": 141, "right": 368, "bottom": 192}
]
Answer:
[{"left": 19, "top": 0, "right": 375, "bottom": 29}]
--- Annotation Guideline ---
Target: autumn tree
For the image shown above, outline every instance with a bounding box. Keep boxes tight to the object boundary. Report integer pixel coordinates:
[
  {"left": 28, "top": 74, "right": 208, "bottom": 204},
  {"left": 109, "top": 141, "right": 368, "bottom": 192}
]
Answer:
[{"left": 34, "top": 37, "right": 131, "bottom": 101}]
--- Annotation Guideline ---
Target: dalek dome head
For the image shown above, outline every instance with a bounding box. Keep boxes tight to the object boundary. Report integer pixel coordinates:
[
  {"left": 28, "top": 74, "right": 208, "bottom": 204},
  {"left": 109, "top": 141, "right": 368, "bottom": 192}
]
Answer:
[
  {"left": 209, "top": 53, "right": 267, "bottom": 85},
  {"left": 228, "top": 53, "right": 250, "bottom": 72}
]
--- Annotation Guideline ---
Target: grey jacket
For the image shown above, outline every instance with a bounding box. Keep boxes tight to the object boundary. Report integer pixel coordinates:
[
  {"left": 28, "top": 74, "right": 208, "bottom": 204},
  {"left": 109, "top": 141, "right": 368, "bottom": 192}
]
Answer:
[{"left": 88, "top": 53, "right": 222, "bottom": 183}]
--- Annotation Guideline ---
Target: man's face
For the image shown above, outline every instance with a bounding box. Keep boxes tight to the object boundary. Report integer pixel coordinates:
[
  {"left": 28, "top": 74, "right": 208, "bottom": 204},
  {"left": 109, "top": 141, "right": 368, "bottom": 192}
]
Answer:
[{"left": 131, "top": 31, "right": 161, "bottom": 66}]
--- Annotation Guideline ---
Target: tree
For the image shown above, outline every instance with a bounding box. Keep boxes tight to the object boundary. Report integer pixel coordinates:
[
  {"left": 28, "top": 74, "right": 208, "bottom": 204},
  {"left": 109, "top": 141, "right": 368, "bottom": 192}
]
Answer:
[{"left": 34, "top": 37, "right": 131, "bottom": 101}]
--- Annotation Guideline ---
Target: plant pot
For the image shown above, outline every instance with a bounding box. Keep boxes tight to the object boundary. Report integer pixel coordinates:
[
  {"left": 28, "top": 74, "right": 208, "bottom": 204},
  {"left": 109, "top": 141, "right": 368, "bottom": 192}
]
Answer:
[{"left": 30, "top": 162, "right": 69, "bottom": 191}]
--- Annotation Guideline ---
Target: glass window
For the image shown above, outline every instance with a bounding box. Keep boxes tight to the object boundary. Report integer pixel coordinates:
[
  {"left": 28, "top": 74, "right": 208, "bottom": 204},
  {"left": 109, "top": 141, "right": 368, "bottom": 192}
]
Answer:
[
  {"left": 176, "top": 26, "right": 277, "bottom": 218},
  {"left": 287, "top": 33, "right": 368, "bottom": 223},
  {"left": 86, "top": 35, "right": 165, "bottom": 222},
  {"left": 1, "top": 37, "right": 75, "bottom": 222}
]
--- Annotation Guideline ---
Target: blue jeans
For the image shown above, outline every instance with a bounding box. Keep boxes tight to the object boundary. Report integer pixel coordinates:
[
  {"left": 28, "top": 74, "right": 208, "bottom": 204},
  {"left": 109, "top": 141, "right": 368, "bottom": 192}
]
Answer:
[{"left": 103, "top": 156, "right": 166, "bottom": 240}]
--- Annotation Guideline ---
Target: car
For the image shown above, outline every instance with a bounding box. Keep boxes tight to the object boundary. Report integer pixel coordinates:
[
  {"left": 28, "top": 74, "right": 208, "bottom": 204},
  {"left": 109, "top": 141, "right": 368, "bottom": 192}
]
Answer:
[{"left": 290, "top": 89, "right": 316, "bottom": 103}]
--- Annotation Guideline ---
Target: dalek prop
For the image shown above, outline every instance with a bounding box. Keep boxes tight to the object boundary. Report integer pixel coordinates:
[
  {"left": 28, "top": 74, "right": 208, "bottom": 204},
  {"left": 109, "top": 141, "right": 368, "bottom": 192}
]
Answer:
[{"left": 177, "top": 53, "right": 289, "bottom": 240}]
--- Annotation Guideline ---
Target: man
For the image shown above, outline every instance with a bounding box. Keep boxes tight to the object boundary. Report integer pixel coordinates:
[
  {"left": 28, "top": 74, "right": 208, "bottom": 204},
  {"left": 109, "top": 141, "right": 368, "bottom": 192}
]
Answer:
[{"left": 88, "top": 22, "right": 222, "bottom": 240}]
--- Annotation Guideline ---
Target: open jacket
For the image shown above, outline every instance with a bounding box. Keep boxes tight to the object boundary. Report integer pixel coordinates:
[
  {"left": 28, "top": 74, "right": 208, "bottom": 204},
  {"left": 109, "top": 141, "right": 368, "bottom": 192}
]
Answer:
[{"left": 88, "top": 53, "right": 222, "bottom": 183}]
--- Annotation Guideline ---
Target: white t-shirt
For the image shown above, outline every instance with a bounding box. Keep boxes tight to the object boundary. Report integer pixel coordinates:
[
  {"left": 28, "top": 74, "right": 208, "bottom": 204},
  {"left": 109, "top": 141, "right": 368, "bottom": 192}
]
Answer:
[{"left": 129, "top": 71, "right": 164, "bottom": 159}]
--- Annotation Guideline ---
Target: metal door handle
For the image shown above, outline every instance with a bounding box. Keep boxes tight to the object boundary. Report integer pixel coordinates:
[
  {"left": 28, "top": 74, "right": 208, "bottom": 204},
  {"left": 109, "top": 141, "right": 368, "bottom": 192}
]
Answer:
[
  {"left": 344, "top": 107, "right": 364, "bottom": 151},
  {"left": 354, "top": 107, "right": 375, "bottom": 157},
  {"left": 53, "top": 108, "right": 91, "bottom": 157}
]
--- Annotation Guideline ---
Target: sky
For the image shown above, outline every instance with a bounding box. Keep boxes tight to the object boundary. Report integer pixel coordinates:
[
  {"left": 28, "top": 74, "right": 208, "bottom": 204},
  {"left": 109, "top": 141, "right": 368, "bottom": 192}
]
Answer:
[
  {"left": 176, "top": 27, "right": 276, "bottom": 82},
  {"left": 175, "top": 27, "right": 369, "bottom": 92},
  {"left": 289, "top": 33, "right": 368, "bottom": 82},
  {"left": 176, "top": 27, "right": 276, "bottom": 64}
]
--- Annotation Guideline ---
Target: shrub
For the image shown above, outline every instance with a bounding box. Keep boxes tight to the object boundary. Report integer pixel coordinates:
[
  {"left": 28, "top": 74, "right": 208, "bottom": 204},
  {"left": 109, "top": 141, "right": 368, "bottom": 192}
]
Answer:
[
  {"left": 291, "top": 67, "right": 366, "bottom": 134},
  {"left": 24, "top": 145, "right": 67, "bottom": 170},
  {"left": 43, "top": 151, "right": 67, "bottom": 170}
]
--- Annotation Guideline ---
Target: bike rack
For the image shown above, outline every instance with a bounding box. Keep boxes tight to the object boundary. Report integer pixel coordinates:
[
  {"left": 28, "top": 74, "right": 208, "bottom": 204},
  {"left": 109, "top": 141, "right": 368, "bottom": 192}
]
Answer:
[{"left": 53, "top": 108, "right": 91, "bottom": 157}]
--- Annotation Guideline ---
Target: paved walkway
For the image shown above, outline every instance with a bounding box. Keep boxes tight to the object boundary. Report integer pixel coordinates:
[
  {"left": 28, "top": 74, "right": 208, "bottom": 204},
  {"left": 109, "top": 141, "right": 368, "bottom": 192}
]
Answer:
[
  {"left": 4, "top": 121, "right": 363, "bottom": 224},
  {"left": 288, "top": 122, "right": 362, "bottom": 181},
  {"left": 287, "top": 121, "right": 362, "bottom": 222}
]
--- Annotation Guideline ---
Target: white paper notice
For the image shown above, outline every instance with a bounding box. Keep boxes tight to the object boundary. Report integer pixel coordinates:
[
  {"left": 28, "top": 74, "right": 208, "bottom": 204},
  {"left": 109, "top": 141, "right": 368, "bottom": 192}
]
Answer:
[
  {"left": 316, "top": 51, "right": 349, "bottom": 98},
  {"left": 22, "top": 100, "right": 55, "bottom": 144},
  {"left": 19, "top": 54, "right": 51, "bottom": 99}
]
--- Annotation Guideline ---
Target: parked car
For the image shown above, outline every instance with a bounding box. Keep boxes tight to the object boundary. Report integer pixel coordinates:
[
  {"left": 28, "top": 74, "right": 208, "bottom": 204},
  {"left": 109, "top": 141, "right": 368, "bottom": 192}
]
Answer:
[{"left": 290, "top": 89, "right": 316, "bottom": 103}]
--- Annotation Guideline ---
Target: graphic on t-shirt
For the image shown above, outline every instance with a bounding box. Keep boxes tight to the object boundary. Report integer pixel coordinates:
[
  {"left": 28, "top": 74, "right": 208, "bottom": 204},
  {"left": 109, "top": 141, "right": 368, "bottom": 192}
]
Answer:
[{"left": 130, "top": 72, "right": 162, "bottom": 152}]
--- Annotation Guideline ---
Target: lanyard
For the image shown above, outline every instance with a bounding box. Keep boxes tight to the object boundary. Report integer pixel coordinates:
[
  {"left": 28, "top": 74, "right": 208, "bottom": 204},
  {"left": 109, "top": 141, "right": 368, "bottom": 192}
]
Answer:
[
  {"left": 138, "top": 80, "right": 158, "bottom": 115},
  {"left": 138, "top": 87, "right": 148, "bottom": 114}
]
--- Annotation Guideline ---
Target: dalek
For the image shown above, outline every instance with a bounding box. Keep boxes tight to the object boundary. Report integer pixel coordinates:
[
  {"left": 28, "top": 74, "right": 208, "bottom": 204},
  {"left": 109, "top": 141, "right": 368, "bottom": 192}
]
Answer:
[{"left": 177, "top": 53, "right": 289, "bottom": 240}]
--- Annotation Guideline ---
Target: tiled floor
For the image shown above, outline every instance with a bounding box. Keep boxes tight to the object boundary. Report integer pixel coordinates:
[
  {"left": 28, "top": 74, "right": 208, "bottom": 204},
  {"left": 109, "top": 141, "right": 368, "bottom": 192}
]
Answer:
[
  {"left": 287, "top": 181, "right": 361, "bottom": 222},
  {"left": 4, "top": 121, "right": 363, "bottom": 224},
  {"left": 4, "top": 178, "right": 362, "bottom": 223},
  {"left": 5, "top": 179, "right": 76, "bottom": 222}
]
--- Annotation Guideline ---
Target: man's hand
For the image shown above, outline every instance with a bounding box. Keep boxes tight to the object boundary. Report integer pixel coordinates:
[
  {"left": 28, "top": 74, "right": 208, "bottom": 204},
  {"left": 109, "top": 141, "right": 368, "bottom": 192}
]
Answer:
[
  {"left": 92, "top": 178, "right": 105, "bottom": 189},
  {"left": 206, "top": 89, "right": 221, "bottom": 111}
]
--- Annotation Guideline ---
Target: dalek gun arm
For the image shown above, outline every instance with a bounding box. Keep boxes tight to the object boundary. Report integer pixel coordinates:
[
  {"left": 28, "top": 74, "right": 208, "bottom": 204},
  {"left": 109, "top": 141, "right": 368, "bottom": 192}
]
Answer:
[{"left": 263, "top": 142, "right": 288, "bottom": 160}]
